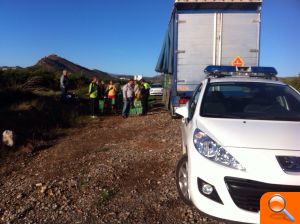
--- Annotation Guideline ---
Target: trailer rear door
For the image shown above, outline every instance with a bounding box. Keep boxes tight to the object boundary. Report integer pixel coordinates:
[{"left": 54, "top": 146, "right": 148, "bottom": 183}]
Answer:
[
  {"left": 177, "top": 13, "right": 215, "bottom": 93},
  {"left": 176, "top": 11, "right": 260, "bottom": 92},
  {"left": 221, "top": 12, "right": 260, "bottom": 66}
]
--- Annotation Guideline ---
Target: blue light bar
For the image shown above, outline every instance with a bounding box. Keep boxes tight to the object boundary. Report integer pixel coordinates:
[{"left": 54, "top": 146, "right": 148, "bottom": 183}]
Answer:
[
  {"left": 204, "top": 65, "right": 278, "bottom": 75},
  {"left": 204, "top": 66, "right": 236, "bottom": 74},
  {"left": 251, "top": 67, "right": 277, "bottom": 75}
]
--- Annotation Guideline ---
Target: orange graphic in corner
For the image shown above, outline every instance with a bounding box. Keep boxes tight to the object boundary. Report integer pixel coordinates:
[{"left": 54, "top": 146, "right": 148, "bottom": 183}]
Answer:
[
  {"left": 231, "top": 56, "right": 245, "bottom": 67},
  {"left": 261, "top": 192, "right": 300, "bottom": 224}
]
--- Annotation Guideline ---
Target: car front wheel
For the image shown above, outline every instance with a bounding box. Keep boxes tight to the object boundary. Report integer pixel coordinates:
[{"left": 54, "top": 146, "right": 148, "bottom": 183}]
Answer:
[{"left": 176, "top": 154, "right": 193, "bottom": 206}]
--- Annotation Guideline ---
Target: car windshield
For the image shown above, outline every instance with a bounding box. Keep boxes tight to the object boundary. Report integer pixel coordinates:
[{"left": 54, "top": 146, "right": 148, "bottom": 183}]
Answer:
[
  {"left": 200, "top": 82, "right": 300, "bottom": 121},
  {"left": 151, "top": 84, "right": 162, "bottom": 88}
]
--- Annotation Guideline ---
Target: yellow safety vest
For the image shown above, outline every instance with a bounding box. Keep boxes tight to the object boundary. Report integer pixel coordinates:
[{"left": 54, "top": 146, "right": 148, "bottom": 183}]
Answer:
[
  {"left": 89, "top": 82, "right": 98, "bottom": 99},
  {"left": 143, "top": 82, "right": 150, "bottom": 89}
]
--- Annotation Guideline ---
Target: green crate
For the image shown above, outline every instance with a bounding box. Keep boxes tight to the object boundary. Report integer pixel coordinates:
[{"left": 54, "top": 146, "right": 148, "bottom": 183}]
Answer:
[
  {"left": 129, "top": 108, "right": 142, "bottom": 116},
  {"left": 130, "top": 108, "right": 137, "bottom": 115},
  {"left": 136, "top": 107, "right": 142, "bottom": 115},
  {"left": 134, "top": 101, "right": 142, "bottom": 107}
]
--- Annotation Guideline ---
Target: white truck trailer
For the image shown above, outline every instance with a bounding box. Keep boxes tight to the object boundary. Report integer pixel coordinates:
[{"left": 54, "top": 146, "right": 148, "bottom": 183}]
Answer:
[{"left": 156, "top": 0, "right": 263, "bottom": 116}]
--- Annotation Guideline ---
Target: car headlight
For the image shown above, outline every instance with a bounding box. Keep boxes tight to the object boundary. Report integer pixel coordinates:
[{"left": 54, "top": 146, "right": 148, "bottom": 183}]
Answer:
[{"left": 193, "top": 129, "right": 245, "bottom": 171}]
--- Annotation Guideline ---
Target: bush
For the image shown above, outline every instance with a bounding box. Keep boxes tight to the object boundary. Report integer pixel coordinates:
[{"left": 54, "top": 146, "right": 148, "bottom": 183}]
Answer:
[
  {"left": 0, "top": 89, "right": 90, "bottom": 145},
  {"left": 68, "top": 73, "right": 90, "bottom": 89},
  {"left": 0, "top": 69, "right": 31, "bottom": 88}
]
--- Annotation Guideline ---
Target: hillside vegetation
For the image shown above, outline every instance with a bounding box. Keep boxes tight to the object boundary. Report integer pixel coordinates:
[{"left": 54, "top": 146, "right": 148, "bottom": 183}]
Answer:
[
  {"left": 0, "top": 68, "right": 90, "bottom": 91},
  {"left": 282, "top": 75, "right": 300, "bottom": 91},
  {"left": 0, "top": 68, "right": 92, "bottom": 153}
]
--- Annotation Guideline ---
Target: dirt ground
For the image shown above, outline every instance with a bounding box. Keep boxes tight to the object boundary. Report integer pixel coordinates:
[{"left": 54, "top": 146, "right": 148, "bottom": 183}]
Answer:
[{"left": 0, "top": 105, "right": 222, "bottom": 224}]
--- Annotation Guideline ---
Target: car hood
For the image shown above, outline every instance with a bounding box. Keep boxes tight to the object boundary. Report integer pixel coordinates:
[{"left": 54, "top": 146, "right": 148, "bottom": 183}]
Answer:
[{"left": 197, "top": 118, "right": 300, "bottom": 150}]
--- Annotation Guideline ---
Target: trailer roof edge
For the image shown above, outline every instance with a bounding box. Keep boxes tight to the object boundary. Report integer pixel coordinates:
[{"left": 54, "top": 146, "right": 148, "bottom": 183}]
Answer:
[
  {"left": 175, "top": 0, "right": 262, "bottom": 3},
  {"left": 174, "top": 1, "right": 262, "bottom": 11}
]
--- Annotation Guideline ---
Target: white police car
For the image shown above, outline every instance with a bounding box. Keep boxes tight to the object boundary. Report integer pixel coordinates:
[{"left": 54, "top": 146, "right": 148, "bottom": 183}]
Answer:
[{"left": 175, "top": 66, "right": 300, "bottom": 224}]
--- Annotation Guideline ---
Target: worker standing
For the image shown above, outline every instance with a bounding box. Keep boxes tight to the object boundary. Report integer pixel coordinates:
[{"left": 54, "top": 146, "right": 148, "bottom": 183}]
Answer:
[
  {"left": 89, "top": 76, "right": 98, "bottom": 118},
  {"left": 133, "top": 80, "right": 141, "bottom": 107},
  {"left": 122, "top": 79, "right": 134, "bottom": 119},
  {"left": 106, "top": 80, "right": 117, "bottom": 113},
  {"left": 140, "top": 79, "right": 150, "bottom": 115},
  {"left": 97, "top": 80, "right": 106, "bottom": 100},
  {"left": 60, "top": 69, "right": 69, "bottom": 102}
]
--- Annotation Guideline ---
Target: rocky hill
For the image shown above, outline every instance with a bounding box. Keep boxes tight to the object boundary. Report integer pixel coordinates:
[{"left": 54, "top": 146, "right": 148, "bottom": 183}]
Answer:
[
  {"left": 31, "top": 54, "right": 111, "bottom": 80},
  {"left": 149, "top": 74, "right": 164, "bottom": 84}
]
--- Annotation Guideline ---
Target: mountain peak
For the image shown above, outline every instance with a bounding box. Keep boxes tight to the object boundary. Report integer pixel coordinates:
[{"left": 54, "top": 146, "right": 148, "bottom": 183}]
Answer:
[
  {"left": 34, "top": 55, "right": 110, "bottom": 79},
  {"left": 44, "top": 54, "right": 60, "bottom": 60}
]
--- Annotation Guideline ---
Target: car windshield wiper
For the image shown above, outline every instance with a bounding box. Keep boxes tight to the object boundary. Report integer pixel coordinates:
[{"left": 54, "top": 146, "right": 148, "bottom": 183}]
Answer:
[
  {"left": 248, "top": 114, "right": 300, "bottom": 121},
  {"left": 202, "top": 113, "right": 243, "bottom": 119}
]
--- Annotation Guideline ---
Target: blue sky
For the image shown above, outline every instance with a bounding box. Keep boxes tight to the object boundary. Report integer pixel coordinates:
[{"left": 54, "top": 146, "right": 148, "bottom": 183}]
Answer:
[{"left": 0, "top": 0, "right": 299, "bottom": 77}]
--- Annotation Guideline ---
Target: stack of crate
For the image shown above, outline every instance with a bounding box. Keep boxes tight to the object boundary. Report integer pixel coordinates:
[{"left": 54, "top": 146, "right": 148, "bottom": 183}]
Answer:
[
  {"left": 99, "top": 99, "right": 142, "bottom": 115},
  {"left": 130, "top": 101, "right": 142, "bottom": 116}
]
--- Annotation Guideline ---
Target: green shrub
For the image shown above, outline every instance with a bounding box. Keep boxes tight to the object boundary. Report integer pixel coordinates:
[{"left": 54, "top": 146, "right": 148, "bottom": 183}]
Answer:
[
  {"left": 0, "top": 69, "right": 89, "bottom": 90},
  {"left": 0, "top": 69, "right": 31, "bottom": 88},
  {"left": 68, "top": 73, "right": 90, "bottom": 89}
]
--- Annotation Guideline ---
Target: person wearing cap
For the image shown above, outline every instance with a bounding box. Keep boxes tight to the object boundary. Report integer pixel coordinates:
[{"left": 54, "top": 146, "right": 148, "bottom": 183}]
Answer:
[
  {"left": 88, "top": 76, "right": 98, "bottom": 118},
  {"left": 122, "top": 79, "right": 134, "bottom": 118},
  {"left": 140, "top": 79, "right": 150, "bottom": 115}
]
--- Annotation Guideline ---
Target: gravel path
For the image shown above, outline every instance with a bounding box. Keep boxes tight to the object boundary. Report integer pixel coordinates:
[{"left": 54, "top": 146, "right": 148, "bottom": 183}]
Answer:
[{"left": 0, "top": 109, "right": 223, "bottom": 224}]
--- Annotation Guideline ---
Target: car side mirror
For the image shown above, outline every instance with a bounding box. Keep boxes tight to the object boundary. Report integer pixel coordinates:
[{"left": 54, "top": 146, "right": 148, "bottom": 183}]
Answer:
[{"left": 175, "top": 106, "right": 189, "bottom": 119}]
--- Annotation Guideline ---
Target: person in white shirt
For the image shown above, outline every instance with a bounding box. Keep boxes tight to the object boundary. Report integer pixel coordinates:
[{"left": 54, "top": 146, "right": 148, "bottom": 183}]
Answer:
[{"left": 122, "top": 79, "right": 134, "bottom": 118}]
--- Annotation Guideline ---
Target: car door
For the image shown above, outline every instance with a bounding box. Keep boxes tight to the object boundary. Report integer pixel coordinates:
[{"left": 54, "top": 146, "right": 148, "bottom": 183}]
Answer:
[{"left": 181, "top": 83, "right": 203, "bottom": 152}]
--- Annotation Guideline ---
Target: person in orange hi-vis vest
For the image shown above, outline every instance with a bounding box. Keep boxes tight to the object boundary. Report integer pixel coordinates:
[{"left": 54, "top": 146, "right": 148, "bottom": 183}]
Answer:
[{"left": 106, "top": 80, "right": 117, "bottom": 113}]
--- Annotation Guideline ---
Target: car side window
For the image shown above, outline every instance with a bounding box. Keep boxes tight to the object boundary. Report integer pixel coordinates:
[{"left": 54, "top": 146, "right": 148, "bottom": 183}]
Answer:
[{"left": 189, "top": 84, "right": 202, "bottom": 120}]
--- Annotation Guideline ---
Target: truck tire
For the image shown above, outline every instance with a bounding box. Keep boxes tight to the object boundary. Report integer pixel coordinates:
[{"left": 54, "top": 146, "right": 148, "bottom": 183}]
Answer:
[{"left": 176, "top": 155, "right": 193, "bottom": 206}]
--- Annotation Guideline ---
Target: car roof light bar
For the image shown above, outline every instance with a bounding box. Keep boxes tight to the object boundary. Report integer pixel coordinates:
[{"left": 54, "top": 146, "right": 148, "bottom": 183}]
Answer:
[{"left": 204, "top": 66, "right": 278, "bottom": 80}]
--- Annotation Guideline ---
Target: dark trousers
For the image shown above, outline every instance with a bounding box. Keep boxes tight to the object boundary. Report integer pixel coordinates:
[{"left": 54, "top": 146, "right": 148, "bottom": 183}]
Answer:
[
  {"left": 90, "top": 98, "right": 98, "bottom": 116},
  {"left": 60, "top": 87, "right": 68, "bottom": 101},
  {"left": 141, "top": 95, "right": 149, "bottom": 115}
]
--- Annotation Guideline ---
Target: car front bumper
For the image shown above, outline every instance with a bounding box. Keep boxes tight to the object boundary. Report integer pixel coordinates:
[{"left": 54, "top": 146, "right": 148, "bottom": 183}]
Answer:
[
  {"left": 187, "top": 145, "right": 300, "bottom": 224},
  {"left": 150, "top": 92, "right": 163, "bottom": 96}
]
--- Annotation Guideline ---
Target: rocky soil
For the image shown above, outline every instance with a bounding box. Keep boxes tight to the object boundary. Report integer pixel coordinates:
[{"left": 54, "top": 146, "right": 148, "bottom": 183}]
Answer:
[{"left": 0, "top": 107, "right": 223, "bottom": 224}]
